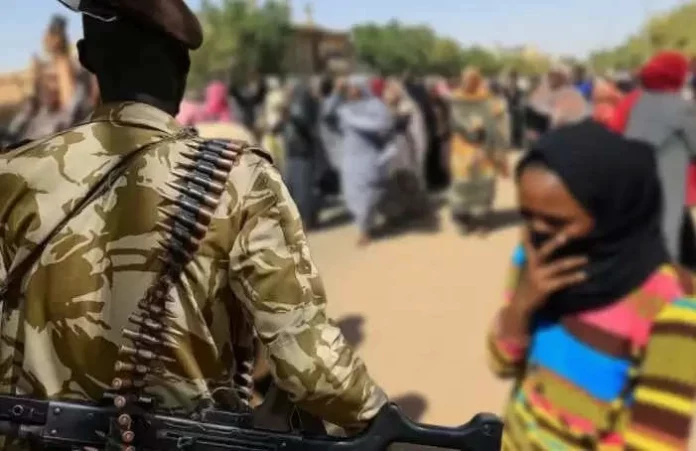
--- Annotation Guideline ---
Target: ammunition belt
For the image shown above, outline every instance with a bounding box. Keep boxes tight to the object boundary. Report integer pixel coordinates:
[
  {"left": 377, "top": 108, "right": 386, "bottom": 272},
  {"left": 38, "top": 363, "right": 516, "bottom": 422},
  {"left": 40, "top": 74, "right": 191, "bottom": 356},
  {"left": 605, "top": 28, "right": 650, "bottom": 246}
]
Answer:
[{"left": 103, "top": 136, "right": 262, "bottom": 450}]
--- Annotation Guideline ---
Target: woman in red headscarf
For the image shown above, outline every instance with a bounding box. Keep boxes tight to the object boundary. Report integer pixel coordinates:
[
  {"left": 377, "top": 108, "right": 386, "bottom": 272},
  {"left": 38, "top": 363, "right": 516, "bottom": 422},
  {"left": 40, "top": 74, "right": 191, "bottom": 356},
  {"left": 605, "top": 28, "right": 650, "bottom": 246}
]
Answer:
[
  {"left": 608, "top": 50, "right": 696, "bottom": 270},
  {"left": 200, "top": 81, "right": 235, "bottom": 122}
]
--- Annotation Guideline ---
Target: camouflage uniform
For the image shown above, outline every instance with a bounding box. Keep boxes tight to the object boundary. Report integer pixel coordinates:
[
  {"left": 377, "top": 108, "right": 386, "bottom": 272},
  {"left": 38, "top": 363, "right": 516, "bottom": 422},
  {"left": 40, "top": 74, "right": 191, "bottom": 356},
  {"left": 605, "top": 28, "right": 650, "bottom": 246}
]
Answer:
[{"left": 0, "top": 101, "right": 387, "bottom": 427}]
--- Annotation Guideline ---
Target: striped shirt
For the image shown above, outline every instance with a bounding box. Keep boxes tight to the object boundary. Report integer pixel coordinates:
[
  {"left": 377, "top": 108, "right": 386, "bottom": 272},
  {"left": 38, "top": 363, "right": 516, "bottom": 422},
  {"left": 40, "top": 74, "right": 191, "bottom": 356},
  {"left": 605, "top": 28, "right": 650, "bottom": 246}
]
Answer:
[{"left": 489, "top": 245, "right": 696, "bottom": 450}]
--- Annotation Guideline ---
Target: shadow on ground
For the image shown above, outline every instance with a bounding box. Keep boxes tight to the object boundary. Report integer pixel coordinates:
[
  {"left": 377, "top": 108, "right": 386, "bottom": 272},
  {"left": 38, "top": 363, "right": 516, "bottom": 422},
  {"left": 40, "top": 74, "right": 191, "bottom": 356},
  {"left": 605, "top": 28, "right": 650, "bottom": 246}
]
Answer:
[
  {"left": 311, "top": 192, "right": 449, "bottom": 239},
  {"left": 336, "top": 314, "right": 365, "bottom": 347},
  {"left": 486, "top": 207, "right": 523, "bottom": 232},
  {"left": 391, "top": 393, "right": 428, "bottom": 422},
  {"left": 453, "top": 207, "right": 522, "bottom": 236}
]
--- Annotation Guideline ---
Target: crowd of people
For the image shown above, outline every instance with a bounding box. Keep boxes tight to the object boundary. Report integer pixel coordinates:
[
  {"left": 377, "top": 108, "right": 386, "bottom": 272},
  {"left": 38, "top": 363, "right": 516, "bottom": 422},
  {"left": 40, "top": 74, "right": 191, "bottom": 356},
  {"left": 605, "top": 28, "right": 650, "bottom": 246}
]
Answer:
[{"left": 11, "top": 16, "right": 696, "bottom": 251}]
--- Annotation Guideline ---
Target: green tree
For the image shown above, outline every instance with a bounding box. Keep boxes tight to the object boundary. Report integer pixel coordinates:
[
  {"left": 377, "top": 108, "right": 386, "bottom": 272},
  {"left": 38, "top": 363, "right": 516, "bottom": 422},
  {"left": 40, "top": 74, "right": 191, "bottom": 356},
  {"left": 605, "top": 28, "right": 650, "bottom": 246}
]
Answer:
[
  {"left": 352, "top": 21, "right": 438, "bottom": 75},
  {"left": 188, "top": 0, "right": 292, "bottom": 90},
  {"left": 429, "top": 38, "right": 464, "bottom": 76},
  {"left": 351, "top": 21, "right": 506, "bottom": 77},
  {"left": 589, "top": 2, "right": 696, "bottom": 72},
  {"left": 460, "top": 46, "right": 502, "bottom": 75}
]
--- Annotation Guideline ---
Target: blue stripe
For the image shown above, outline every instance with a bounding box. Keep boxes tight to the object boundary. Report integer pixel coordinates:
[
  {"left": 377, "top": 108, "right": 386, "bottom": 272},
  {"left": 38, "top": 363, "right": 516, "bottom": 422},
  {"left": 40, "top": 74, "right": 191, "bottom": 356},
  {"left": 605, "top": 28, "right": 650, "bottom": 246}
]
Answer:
[
  {"left": 512, "top": 244, "right": 526, "bottom": 267},
  {"left": 528, "top": 322, "right": 630, "bottom": 402},
  {"left": 672, "top": 298, "right": 696, "bottom": 312}
]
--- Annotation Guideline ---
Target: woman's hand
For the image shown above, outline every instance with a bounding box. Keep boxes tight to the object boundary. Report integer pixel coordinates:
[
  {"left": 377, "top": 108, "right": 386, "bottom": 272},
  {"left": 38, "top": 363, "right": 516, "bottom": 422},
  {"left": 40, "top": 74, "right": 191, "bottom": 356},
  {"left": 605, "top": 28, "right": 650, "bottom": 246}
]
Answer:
[{"left": 514, "top": 231, "right": 588, "bottom": 315}]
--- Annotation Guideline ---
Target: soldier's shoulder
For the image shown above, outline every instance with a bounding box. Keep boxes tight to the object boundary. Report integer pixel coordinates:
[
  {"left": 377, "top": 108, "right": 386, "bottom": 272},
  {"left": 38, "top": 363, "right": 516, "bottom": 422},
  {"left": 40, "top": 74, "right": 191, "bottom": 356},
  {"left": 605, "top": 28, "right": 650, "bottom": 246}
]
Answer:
[
  {"left": 1, "top": 122, "right": 99, "bottom": 157},
  {"left": 233, "top": 143, "right": 276, "bottom": 187}
]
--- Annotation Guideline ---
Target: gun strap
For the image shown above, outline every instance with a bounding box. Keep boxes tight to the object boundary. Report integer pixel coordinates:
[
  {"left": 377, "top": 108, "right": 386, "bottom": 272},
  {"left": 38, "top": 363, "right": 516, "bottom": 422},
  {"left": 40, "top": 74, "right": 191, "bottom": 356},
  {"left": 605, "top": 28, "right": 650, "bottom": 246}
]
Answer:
[
  {"left": 0, "top": 136, "right": 172, "bottom": 308},
  {"left": 105, "top": 137, "right": 264, "bottom": 450}
]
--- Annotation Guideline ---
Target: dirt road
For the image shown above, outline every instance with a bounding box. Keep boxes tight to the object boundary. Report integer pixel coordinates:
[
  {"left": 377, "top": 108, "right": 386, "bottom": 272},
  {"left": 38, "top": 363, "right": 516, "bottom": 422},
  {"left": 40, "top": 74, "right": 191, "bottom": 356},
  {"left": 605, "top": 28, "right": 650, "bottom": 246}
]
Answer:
[{"left": 306, "top": 176, "right": 521, "bottom": 427}]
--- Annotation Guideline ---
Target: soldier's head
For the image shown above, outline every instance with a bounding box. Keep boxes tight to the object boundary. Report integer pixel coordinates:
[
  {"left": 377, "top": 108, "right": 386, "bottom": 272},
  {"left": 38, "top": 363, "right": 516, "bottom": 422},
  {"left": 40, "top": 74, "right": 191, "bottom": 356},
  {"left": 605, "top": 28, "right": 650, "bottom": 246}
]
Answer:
[{"left": 62, "top": 0, "right": 203, "bottom": 116}]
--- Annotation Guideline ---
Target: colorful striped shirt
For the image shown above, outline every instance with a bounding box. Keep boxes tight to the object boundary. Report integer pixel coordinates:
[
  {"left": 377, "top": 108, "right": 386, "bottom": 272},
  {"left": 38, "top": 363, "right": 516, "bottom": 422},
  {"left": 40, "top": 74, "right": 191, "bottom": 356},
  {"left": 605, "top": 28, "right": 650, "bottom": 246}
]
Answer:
[{"left": 488, "top": 245, "right": 696, "bottom": 450}]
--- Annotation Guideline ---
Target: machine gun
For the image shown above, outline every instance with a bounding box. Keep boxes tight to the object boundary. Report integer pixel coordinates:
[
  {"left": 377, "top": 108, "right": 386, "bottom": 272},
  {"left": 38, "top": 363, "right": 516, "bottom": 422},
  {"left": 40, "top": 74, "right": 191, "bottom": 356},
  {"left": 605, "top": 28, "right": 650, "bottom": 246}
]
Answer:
[{"left": 0, "top": 395, "right": 502, "bottom": 450}]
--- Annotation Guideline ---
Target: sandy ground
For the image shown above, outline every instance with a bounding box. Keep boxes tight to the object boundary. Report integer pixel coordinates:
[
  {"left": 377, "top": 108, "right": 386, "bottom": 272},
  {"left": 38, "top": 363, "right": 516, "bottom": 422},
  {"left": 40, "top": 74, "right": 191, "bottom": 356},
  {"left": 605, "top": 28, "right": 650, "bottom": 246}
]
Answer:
[{"left": 306, "top": 175, "right": 521, "bottom": 429}]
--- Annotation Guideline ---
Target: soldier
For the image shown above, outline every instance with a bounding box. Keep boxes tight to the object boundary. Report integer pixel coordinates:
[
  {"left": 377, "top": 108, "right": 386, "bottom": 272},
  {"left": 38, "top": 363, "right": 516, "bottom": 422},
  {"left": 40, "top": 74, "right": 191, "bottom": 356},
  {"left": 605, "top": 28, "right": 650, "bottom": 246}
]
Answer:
[{"left": 0, "top": 0, "right": 386, "bottom": 440}]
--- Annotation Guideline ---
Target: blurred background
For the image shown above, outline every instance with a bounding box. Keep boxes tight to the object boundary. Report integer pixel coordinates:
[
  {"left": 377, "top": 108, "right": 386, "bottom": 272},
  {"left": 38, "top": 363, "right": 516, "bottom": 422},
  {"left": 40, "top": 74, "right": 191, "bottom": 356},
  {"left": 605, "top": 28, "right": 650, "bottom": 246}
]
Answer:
[{"left": 3, "top": 0, "right": 696, "bottom": 446}]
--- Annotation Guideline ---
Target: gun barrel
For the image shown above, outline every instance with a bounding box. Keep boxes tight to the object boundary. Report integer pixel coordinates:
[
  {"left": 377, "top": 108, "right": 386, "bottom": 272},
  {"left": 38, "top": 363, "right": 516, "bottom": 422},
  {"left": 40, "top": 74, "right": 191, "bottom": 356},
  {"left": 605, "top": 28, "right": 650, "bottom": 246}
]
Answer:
[{"left": 0, "top": 396, "right": 502, "bottom": 451}]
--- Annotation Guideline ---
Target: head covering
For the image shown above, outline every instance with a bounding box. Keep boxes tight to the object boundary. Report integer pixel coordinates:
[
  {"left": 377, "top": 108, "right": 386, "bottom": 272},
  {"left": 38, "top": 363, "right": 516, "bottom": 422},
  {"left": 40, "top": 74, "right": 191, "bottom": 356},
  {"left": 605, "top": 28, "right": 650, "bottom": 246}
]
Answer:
[
  {"left": 203, "top": 81, "right": 232, "bottom": 122},
  {"left": 433, "top": 80, "right": 450, "bottom": 98},
  {"left": 58, "top": 0, "right": 203, "bottom": 49},
  {"left": 370, "top": 77, "right": 385, "bottom": 97},
  {"left": 549, "top": 62, "right": 572, "bottom": 81},
  {"left": 460, "top": 67, "right": 487, "bottom": 95},
  {"left": 639, "top": 51, "right": 689, "bottom": 92},
  {"left": 452, "top": 67, "right": 489, "bottom": 102},
  {"left": 516, "top": 120, "right": 668, "bottom": 317},
  {"left": 347, "top": 74, "right": 372, "bottom": 96},
  {"left": 528, "top": 77, "right": 589, "bottom": 128},
  {"left": 606, "top": 89, "right": 641, "bottom": 133},
  {"left": 340, "top": 76, "right": 393, "bottom": 135},
  {"left": 176, "top": 99, "right": 202, "bottom": 126},
  {"left": 48, "top": 14, "right": 68, "bottom": 35}
]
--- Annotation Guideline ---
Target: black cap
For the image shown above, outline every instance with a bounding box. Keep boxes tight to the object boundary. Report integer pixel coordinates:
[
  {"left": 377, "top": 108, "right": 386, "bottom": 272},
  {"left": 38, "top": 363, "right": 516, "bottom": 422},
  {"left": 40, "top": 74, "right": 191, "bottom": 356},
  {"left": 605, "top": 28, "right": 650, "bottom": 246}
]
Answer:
[{"left": 58, "top": 0, "right": 203, "bottom": 50}]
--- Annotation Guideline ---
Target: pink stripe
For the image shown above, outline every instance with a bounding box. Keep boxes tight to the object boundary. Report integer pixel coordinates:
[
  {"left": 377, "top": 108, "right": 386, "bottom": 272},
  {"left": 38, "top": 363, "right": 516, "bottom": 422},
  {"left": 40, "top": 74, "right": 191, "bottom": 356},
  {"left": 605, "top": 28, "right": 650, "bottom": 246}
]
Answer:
[
  {"left": 600, "top": 432, "right": 624, "bottom": 446},
  {"left": 497, "top": 338, "right": 526, "bottom": 359},
  {"left": 576, "top": 269, "right": 682, "bottom": 346}
]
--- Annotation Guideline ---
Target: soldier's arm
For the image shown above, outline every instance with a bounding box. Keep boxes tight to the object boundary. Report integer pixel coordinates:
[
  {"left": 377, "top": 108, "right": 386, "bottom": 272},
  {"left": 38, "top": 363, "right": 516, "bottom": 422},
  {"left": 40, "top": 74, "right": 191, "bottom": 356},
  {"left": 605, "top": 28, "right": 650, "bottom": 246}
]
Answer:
[{"left": 228, "top": 159, "right": 388, "bottom": 428}]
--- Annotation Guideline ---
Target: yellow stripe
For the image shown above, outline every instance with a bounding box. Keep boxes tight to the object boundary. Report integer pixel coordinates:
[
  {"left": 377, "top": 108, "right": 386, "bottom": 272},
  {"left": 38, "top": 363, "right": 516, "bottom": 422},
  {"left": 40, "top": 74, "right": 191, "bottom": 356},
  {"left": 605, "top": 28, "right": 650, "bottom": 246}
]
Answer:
[
  {"left": 659, "top": 265, "right": 676, "bottom": 278},
  {"left": 634, "top": 387, "right": 693, "bottom": 416},
  {"left": 625, "top": 429, "right": 675, "bottom": 451},
  {"left": 597, "top": 445, "right": 622, "bottom": 451},
  {"left": 525, "top": 398, "right": 586, "bottom": 439},
  {"left": 501, "top": 433, "right": 517, "bottom": 451},
  {"left": 535, "top": 427, "right": 583, "bottom": 451},
  {"left": 513, "top": 401, "right": 535, "bottom": 425},
  {"left": 657, "top": 306, "right": 696, "bottom": 324}
]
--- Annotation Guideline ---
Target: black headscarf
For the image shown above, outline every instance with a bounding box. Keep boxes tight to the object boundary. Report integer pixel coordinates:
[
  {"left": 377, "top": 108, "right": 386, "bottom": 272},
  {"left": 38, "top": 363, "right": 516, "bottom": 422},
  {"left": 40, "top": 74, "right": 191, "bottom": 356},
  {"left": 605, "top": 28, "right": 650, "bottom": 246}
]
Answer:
[{"left": 517, "top": 120, "right": 669, "bottom": 317}]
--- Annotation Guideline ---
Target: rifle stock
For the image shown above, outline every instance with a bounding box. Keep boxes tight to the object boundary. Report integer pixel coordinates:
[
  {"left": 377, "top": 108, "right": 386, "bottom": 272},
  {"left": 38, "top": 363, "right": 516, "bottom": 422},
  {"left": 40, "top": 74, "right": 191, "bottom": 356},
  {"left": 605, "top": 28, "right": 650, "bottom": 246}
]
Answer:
[{"left": 0, "top": 396, "right": 502, "bottom": 450}]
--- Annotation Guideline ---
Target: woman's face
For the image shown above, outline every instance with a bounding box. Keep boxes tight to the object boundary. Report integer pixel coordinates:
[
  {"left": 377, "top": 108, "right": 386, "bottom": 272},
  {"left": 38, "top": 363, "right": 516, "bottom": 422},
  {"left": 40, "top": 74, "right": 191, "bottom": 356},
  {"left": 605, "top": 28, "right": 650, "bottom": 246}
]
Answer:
[{"left": 518, "top": 165, "right": 594, "bottom": 241}]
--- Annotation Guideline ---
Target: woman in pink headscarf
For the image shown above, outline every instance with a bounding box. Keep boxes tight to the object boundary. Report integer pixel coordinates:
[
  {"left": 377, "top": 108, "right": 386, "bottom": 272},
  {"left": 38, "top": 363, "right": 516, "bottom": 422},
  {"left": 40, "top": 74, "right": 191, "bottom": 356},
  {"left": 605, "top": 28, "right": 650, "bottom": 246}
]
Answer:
[
  {"left": 176, "top": 97, "right": 202, "bottom": 126},
  {"left": 201, "top": 81, "right": 234, "bottom": 122}
]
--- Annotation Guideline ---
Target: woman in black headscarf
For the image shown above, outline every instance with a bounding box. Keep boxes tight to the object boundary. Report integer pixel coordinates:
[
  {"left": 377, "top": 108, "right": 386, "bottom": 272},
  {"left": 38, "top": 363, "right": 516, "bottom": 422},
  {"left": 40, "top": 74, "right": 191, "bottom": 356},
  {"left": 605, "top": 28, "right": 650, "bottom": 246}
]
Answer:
[
  {"left": 485, "top": 120, "right": 696, "bottom": 450},
  {"left": 515, "top": 120, "right": 669, "bottom": 316}
]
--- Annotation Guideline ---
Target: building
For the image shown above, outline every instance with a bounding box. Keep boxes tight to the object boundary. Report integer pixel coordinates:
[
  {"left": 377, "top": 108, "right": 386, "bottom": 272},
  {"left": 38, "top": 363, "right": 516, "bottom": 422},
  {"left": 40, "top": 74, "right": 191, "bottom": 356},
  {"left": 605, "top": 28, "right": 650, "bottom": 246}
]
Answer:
[
  {"left": 286, "top": 23, "right": 353, "bottom": 74},
  {"left": 284, "top": 3, "right": 353, "bottom": 74}
]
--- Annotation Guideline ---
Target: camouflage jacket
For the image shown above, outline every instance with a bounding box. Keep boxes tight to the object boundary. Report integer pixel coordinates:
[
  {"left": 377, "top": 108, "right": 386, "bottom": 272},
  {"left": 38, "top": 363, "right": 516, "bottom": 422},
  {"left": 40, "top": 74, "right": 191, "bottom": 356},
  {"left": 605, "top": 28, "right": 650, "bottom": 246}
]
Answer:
[{"left": 0, "top": 101, "right": 386, "bottom": 427}]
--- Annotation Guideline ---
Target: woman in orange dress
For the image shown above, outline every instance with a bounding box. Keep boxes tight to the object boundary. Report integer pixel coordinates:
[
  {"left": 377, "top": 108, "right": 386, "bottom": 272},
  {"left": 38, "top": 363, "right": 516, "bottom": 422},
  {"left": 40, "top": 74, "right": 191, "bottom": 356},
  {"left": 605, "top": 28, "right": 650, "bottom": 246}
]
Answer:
[{"left": 448, "top": 67, "right": 510, "bottom": 232}]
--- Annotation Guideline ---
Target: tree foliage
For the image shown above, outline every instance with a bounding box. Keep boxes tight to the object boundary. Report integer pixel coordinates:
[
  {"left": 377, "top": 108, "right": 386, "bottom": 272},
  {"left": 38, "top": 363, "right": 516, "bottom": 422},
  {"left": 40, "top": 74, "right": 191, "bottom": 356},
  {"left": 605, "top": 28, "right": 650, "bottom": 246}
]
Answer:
[
  {"left": 589, "top": 3, "right": 696, "bottom": 72},
  {"left": 188, "top": 0, "right": 292, "bottom": 90},
  {"left": 351, "top": 21, "right": 437, "bottom": 75},
  {"left": 350, "top": 21, "right": 550, "bottom": 77}
]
